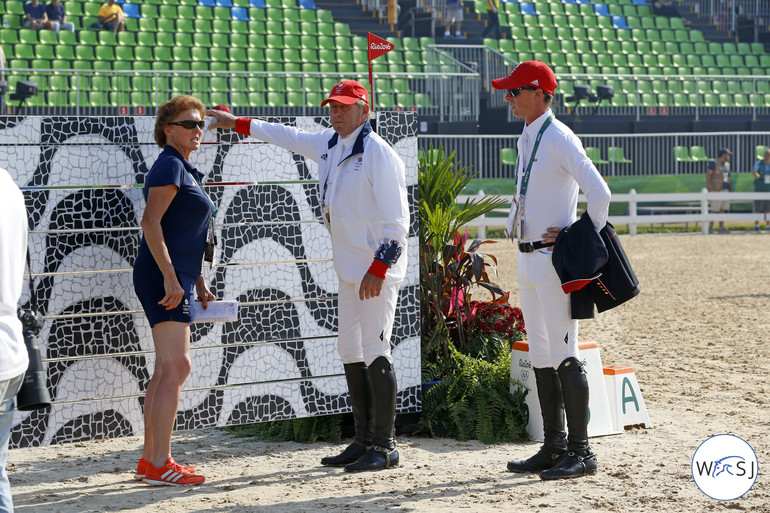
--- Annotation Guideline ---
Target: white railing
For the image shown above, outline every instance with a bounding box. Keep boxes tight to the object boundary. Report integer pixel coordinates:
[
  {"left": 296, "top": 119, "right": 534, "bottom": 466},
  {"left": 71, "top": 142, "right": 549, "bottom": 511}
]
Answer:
[
  {"left": 459, "top": 189, "right": 770, "bottom": 237},
  {"left": 420, "top": 131, "right": 770, "bottom": 179}
]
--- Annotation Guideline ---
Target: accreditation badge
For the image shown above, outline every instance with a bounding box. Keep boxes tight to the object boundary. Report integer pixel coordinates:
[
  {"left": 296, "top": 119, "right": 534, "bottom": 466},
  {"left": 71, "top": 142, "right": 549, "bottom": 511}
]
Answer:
[{"left": 505, "top": 198, "right": 518, "bottom": 240}]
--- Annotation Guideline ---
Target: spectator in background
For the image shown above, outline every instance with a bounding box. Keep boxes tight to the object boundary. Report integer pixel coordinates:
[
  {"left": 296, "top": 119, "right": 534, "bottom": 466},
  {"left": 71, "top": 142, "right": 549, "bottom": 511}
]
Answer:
[
  {"left": 46, "top": 0, "right": 76, "bottom": 35},
  {"left": 481, "top": 0, "right": 502, "bottom": 39},
  {"left": 651, "top": 0, "right": 690, "bottom": 24},
  {"left": 0, "top": 165, "right": 29, "bottom": 513},
  {"left": 24, "top": 0, "right": 54, "bottom": 31},
  {"left": 444, "top": 0, "right": 464, "bottom": 38},
  {"left": 752, "top": 148, "right": 770, "bottom": 232},
  {"left": 98, "top": 0, "right": 125, "bottom": 34},
  {"left": 652, "top": 0, "right": 682, "bottom": 17},
  {"left": 707, "top": 148, "right": 732, "bottom": 234}
]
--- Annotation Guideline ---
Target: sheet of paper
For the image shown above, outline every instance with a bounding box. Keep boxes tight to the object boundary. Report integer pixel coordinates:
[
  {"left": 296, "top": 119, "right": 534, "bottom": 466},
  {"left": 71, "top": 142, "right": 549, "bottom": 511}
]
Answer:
[{"left": 192, "top": 300, "right": 239, "bottom": 323}]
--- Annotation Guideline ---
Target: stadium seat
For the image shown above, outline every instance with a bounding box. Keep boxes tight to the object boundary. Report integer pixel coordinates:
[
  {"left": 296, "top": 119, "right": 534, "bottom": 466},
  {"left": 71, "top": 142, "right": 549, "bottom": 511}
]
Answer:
[
  {"left": 586, "top": 147, "right": 609, "bottom": 164},
  {"left": 674, "top": 146, "right": 695, "bottom": 162},
  {"left": 500, "top": 147, "right": 517, "bottom": 166},
  {"left": 690, "top": 146, "right": 711, "bottom": 162},
  {"left": 123, "top": 3, "right": 141, "bottom": 18},
  {"left": 607, "top": 147, "right": 632, "bottom": 163}
]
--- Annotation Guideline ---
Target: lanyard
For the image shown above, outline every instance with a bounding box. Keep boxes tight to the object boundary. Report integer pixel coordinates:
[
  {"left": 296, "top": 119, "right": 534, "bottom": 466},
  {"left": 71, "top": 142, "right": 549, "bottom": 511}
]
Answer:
[
  {"left": 517, "top": 115, "right": 553, "bottom": 201},
  {"left": 187, "top": 170, "right": 217, "bottom": 220}
]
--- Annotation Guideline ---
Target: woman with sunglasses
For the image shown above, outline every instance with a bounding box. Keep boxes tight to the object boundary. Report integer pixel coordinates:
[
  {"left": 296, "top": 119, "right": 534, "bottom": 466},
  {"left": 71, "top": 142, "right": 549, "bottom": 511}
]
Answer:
[{"left": 132, "top": 95, "right": 214, "bottom": 486}]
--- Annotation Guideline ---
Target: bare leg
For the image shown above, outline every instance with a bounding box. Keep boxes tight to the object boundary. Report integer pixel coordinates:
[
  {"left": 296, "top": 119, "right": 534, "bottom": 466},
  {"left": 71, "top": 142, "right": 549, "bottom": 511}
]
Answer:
[{"left": 145, "top": 321, "right": 191, "bottom": 469}]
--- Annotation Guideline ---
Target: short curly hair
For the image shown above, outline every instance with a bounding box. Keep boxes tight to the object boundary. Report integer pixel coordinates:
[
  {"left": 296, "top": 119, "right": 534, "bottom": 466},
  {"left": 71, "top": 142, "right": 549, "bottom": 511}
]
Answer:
[{"left": 154, "top": 95, "right": 206, "bottom": 148}]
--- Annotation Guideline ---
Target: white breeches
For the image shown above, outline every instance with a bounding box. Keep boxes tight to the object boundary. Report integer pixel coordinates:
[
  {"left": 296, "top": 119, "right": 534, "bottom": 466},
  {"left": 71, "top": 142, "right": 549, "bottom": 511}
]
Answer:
[
  {"left": 517, "top": 249, "right": 579, "bottom": 369},
  {"left": 336, "top": 279, "right": 400, "bottom": 366}
]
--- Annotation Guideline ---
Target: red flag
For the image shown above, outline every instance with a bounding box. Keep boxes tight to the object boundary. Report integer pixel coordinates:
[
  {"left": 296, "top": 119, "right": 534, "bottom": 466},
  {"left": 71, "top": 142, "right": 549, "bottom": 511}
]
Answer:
[{"left": 367, "top": 32, "right": 394, "bottom": 62}]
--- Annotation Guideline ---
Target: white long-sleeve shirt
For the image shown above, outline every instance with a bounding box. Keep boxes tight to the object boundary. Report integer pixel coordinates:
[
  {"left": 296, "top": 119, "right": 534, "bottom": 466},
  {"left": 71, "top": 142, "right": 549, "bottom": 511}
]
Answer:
[
  {"left": 0, "top": 167, "right": 29, "bottom": 381},
  {"left": 236, "top": 118, "right": 409, "bottom": 284},
  {"left": 515, "top": 110, "right": 610, "bottom": 241}
]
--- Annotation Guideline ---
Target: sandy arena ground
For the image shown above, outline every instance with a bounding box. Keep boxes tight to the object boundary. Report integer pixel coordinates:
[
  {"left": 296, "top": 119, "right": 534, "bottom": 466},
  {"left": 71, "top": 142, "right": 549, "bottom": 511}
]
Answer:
[{"left": 6, "top": 233, "right": 770, "bottom": 512}]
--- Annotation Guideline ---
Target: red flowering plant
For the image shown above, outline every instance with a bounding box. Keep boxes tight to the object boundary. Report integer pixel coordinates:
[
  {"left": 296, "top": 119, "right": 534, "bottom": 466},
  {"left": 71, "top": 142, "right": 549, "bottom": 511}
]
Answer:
[{"left": 461, "top": 301, "right": 527, "bottom": 362}]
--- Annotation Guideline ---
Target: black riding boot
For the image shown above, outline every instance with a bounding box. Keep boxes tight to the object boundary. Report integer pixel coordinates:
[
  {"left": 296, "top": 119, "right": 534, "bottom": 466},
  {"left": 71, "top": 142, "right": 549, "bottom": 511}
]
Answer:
[
  {"left": 344, "top": 356, "right": 400, "bottom": 472},
  {"left": 321, "top": 362, "right": 373, "bottom": 466},
  {"left": 507, "top": 367, "right": 567, "bottom": 473},
  {"left": 540, "top": 357, "right": 598, "bottom": 480}
]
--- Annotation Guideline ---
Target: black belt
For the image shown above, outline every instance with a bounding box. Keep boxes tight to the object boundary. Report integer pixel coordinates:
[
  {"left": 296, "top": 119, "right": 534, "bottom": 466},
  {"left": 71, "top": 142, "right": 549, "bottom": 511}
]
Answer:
[{"left": 518, "top": 241, "right": 554, "bottom": 253}]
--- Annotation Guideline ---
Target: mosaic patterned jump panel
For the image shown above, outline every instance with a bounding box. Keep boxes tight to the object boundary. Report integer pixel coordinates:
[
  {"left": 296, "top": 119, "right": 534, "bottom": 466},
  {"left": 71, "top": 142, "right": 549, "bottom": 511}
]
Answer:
[{"left": 0, "top": 112, "right": 420, "bottom": 448}]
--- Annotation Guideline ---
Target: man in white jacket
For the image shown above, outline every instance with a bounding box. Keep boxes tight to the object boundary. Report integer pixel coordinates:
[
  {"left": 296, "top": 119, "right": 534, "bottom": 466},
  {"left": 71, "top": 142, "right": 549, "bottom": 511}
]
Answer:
[
  {"left": 0, "top": 166, "right": 29, "bottom": 512},
  {"left": 208, "top": 80, "right": 409, "bottom": 472},
  {"left": 492, "top": 62, "right": 611, "bottom": 480}
]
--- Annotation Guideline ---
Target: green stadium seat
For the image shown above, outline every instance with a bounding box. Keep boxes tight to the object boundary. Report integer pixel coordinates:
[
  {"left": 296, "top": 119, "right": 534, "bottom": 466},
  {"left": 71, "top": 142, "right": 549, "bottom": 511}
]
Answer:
[
  {"left": 154, "top": 47, "right": 173, "bottom": 62},
  {"left": 212, "top": 33, "right": 229, "bottom": 47},
  {"left": 232, "top": 20, "right": 249, "bottom": 34},
  {"left": 194, "top": 19, "right": 213, "bottom": 33},
  {"left": 607, "top": 147, "right": 632, "bottom": 163},
  {"left": 210, "top": 47, "right": 228, "bottom": 62},
  {"left": 267, "top": 34, "right": 283, "bottom": 48},
  {"left": 190, "top": 33, "right": 210, "bottom": 47},
  {"left": 196, "top": 6, "right": 214, "bottom": 19},
  {"left": 19, "top": 29, "right": 40, "bottom": 45},
  {"left": 213, "top": 19, "right": 230, "bottom": 33},
  {"left": 98, "top": 31, "right": 117, "bottom": 46},
  {"left": 249, "top": 34, "right": 267, "bottom": 48},
  {"left": 95, "top": 45, "right": 115, "bottom": 61},
  {"left": 674, "top": 146, "right": 695, "bottom": 162},
  {"left": 157, "top": 33, "right": 175, "bottom": 48},
  {"left": 230, "top": 47, "right": 247, "bottom": 62},
  {"left": 135, "top": 46, "right": 153, "bottom": 62},
  {"left": 141, "top": 4, "right": 159, "bottom": 18},
  {"left": 158, "top": 18, "right": 176, "bottom": 33},
  {"left": 173, "top": 47, "right": 192, "bottom": 61},
  {"left": 586, "top": 147, "right": 609, "bottom": 164}
]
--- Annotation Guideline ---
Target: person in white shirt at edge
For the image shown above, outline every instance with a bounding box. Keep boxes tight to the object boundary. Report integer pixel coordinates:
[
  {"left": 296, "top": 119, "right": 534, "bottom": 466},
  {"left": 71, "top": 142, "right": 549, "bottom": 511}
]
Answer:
[
  {"left": 207, "top": 80, "right": 409, "bottom": 473},
  {"left": 0, "top": 166, "right": 29, "bottom": 513},
  {"left": 492, "top": 61, "right": 611, "bottom": 480}
]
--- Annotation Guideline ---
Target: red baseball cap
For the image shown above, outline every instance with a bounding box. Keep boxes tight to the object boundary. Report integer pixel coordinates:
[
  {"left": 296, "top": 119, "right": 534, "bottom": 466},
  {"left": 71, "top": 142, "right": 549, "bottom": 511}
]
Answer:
[
  {"left": 491, "top": 61, "right": 558, "bottom": 95},
  {"left": 211, "top": 104, "right": 231, "bottom": 113},
  {"left": 321, "top": 80, "right": 369, "bottom": 106}
]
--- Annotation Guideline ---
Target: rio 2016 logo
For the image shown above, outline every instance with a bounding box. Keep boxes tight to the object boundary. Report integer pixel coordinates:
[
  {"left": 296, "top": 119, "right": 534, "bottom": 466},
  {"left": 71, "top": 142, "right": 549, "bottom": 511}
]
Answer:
[{"left": 692, "top": 434, "right": 758, "bottom": 501}]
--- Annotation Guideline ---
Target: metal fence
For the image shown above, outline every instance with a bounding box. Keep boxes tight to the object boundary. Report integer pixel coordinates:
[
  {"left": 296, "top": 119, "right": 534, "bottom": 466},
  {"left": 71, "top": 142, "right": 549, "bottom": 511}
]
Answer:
[
  {"left": 681, "top": 0, "right": 770, "bottom": 38},
  {"left": 429, "top": 44, "right": 770, "bottom": 121},
  {"left": 1, "top": 68, "right": 481, "bottom": 122},
  {"left": 419, "top": 131, "right": 770, "bottom": 179}
]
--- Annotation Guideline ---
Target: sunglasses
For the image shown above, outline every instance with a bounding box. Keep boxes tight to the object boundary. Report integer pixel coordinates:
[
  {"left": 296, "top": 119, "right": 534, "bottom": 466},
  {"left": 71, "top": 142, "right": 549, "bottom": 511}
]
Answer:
[
  {"left": 168, "top": 120, "right": 205, "bottom": 129},
  {"left": 507, "top": 86, "right": 538, "bottom": 97}
]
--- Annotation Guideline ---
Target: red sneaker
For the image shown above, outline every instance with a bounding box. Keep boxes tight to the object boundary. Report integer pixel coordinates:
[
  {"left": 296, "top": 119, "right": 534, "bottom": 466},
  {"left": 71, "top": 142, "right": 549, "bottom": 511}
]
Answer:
[
  {"left": 134, "top": 457, "right": 196, "bottom": 481},
  {"left": 143, "top": 457, "right": 205, "bottom": 486}
]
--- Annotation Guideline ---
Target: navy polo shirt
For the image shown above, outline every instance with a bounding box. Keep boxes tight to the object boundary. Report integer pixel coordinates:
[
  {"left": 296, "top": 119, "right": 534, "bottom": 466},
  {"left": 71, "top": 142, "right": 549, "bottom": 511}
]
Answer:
[
  {"left": 46, "top": 3, "right": 67, "bottom": 22},
  {"left": 135, "top": 145, "right": 211, "bottom": 281},
  {"left": 24, "top": 3, "right": 46, "bottom": 19}
]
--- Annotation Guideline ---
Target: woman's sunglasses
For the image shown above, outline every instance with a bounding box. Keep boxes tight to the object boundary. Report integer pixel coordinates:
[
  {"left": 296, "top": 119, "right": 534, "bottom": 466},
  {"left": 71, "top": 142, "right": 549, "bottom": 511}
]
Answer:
[{"left": 168, "top": 120, "right": 205, "bottom": 129}]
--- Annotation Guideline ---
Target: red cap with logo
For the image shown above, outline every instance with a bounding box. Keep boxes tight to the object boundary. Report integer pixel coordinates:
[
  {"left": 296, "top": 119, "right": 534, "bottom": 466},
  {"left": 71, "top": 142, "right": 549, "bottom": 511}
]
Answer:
[
  {"left": 321, "top": 80, "right": 369, "bottom": 106},
  {"left": 491, "top": 61, "right": 558, "bottom": 95}
]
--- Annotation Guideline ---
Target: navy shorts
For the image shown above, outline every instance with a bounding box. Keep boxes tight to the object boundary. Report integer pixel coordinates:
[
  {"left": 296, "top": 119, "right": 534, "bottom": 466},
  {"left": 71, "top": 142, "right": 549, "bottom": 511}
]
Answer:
[{"left": 133, "top": 261, "right": 196, "bottom": 328}]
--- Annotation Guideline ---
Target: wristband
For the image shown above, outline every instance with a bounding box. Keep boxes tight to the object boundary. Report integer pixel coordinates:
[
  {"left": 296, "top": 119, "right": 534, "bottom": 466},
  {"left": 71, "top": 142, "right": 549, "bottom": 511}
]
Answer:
[
  {"left": 235, "top": 117, "right": 252, "bottom": 136},
  {"left": 367, "top": 259, "right": 389, "bottom": 280}
]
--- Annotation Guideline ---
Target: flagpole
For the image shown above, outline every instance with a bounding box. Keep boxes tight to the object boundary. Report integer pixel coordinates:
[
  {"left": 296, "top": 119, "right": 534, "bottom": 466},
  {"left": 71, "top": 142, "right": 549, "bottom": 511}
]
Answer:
[{"left": 368, "top": 61, "right": 375, "bottom": 112}]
